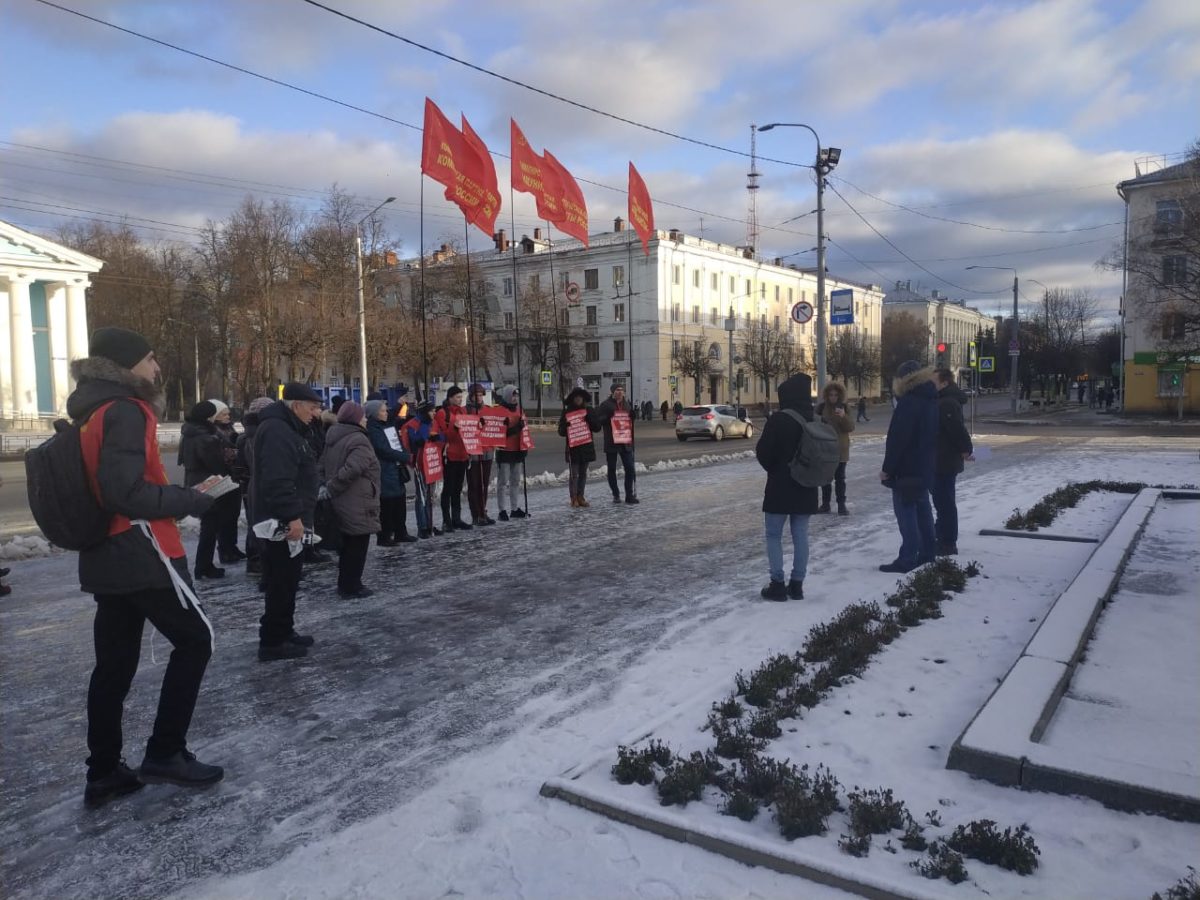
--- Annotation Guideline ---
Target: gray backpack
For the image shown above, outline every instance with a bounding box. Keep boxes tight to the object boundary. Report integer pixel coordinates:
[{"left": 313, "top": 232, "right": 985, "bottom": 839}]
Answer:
[{"left": 779, "top": 409, "right": 841, "bottom": 488}]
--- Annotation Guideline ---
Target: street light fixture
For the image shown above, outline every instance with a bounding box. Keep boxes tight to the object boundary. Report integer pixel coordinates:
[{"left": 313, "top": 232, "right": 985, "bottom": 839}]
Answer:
[
  {"left": 756, "top": 122, "right": 840, "bottom": 392},
  {"left": 966, "top": 265, "right": 1019, "bottom": 414},
  {"left": 355, "top": 196, "right": 396, "bottom": 399}
]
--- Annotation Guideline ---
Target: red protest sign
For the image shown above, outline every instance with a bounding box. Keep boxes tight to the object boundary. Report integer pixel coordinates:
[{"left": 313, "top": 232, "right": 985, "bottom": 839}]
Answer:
[
  {"left": 420, "top": 442, "right": 444, "bottom": 484},
  {"left": 520, "top": 422, "right": 534, "bottom": 451},
  {"left": 611, "top": 410, "right": 633, "bottom": 445},
  {"left": 565, "top": 409, "right": 593, "bottom": 448},
  {"left": 456, "top": 415, "right": 483, "bottom": 456},
  {"left": 479, "top": 407, "right": 509, "bottom": 448}
]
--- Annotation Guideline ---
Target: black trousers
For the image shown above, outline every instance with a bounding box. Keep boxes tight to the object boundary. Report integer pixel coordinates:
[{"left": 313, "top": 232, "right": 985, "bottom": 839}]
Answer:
[
  {"left": 467, "top": 459, "right": 492, "bottom": 521},
  {"left": 217, "top": 488, "right": 241, "bottom": 554},
  {"left": 821, "top": 462, "right": 848, "bottom": 506},
  {"left": 568, "top": 459, "right": 589, "bottom": 498},
  {"left": 440, "top": 460, "right": 468, "bottom": 524},
  {"left": 243, "top": 494, "right": 260, "bottom": 562},
  {"left": 379, "top": 496, "right": 404, "bottom": 540},
  {"left": 338, "top": 533, "right": 371, "bottom": 592},
  {"left": 260, "top": 540, "right": 304, "bottom": 645},
  {"left": 87, "top": 584, "right": 213, "bottom": 778},
  {"left": 605, "top": 447, "right": 636, "bottom": 499}
]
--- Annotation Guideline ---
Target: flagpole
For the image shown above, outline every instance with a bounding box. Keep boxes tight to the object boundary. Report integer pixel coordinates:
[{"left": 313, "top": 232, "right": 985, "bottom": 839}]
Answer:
[
  {"left": 463, "top": 219, "right": 478, "bottom": 389},
  {"left": 419, "top": 177, "right": 429, "bottom": 402},
  {"left": 545, "top": 221, "right": 566, "bottom": 409},
  {"left": 508, "top": 183, "right": 530, "bottom": 518},
  {"left": 627, "top": 229, "right": 635, "bottom": 409}
]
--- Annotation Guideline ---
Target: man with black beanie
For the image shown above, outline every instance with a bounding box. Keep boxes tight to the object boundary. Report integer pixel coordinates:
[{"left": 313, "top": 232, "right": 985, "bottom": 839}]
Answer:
[{"left": 67, "top": 326, "right": 224, "bottom": 808}]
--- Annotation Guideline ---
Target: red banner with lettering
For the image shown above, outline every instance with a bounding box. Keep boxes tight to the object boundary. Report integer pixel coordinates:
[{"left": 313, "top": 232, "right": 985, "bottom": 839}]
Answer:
[
  {"left": 611, "top": 410, "right": 633, "bottom": 445},
  {"left": 461, "top": 114, "right": 500, "bottom": 237},
  {"left": 520, "top": 422, "right": 534, "bottom": 451},
  {"left": 479, "top": 407, "right": 509, "bottom": 448},
  {"left": 510, "top": 119, "right": 562, "bottom": 222},
  {"left": 456, "top": 415, "right": 483, "bottom": 456},
  {"left": 421, "top": 98, "right": 489, "bottom": 227},
  {"left": 628, "top": 161, "right": 655, "bottom": 256},
  {"left": 565, "top": 409, "right": 592, "bottom": 448},
  {"left": 542, "top": 149, "right": 589, "bottom": 246},
  {"left": 420, "top": 442, "right": 444, "bottom": 484}
]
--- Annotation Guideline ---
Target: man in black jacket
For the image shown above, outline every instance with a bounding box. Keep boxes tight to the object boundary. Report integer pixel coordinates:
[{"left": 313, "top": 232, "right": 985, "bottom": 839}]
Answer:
[
  {"left": 252, "top": 383, "right": 323, "bottom": 661},
  {"left": 754, "top": 373, "right": 819, "bottom": 600},
  {"left": 67, "top": 327, "right": 223, "bottom": 808},
  {"left": 932, "top": 368, "right": 974, "bottom": 556},
  {"left": 595, "top": 382, "right": 638, "bottom": 504}
]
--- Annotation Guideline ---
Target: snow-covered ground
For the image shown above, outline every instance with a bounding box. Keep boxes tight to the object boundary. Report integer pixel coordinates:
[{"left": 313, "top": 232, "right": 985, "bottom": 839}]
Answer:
[{"left": 1, "top": 433, "right": 1198, "bottom": 900}]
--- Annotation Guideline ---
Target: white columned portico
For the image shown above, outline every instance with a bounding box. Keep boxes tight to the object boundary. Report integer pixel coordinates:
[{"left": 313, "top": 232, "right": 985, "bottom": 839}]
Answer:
[
  {"left": 66, "top": 278, "right": 90, "bottom": 370},
  {"left": 47, "top": 281, "right": 70, "bottom": 413},
  {"left": 9, "top": 273, "right": 37, "bottom": 417}
]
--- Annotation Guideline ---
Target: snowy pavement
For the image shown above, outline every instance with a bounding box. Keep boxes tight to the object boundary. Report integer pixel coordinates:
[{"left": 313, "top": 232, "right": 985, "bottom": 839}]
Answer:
[{"left": 1, "top": 433, "right": 1198, "bottom": 899}]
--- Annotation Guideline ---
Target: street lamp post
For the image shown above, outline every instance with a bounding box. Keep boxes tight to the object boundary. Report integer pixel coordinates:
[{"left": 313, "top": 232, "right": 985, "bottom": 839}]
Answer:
[
  {"left": 967, "top": 265, "right": 1019, "bottom": 414},
  {"left": 355, "top": 197, "right": 396, "bottom": 399},
  {"left": 756, "top": 123, "right": 840, "bottom": 392}
]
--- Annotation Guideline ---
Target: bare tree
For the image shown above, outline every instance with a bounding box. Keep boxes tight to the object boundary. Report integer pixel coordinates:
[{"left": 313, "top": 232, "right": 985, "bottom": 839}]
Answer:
[
  {"left": 672, "top": 339, "right": 714, "bottom": 404},
  {"left": 881, "top": 311, "right": 931, "bottom": 379},
  {"left": 825, "top": 327, "right": 881, "bottom": 395},
  {"left": 1028, "top": 287, "right": 1099, "bottom": 398},
  {"left": 739, "top": 321, "right": 804, "bottom": 409}
]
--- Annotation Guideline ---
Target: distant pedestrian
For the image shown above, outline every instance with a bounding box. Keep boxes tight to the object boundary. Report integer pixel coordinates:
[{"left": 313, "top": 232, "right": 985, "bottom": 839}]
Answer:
[
  {"left": 879, "top": 361, "right": 938, "bottom": 573},
  {"left": 932, "top": 368, "right": 974, "bottom": 556},
  {"left": 558, "top": 386, "right": 601, "bottom": 507},
  {"left": 597, "top": 382, "right": 638, "bottom": 504},
  {"left": 179, "top": 400, "right": 232, "bottom": 581},
  {"left": 252, "top": 383, "right": 323, "bottom": 661},
  {"left": 660, "top": 400, "right": 670, "bottom": 421},
  {"left": 815, "top": 381, "right": 855, "bottom": 515},
  {"left": 1105, "top": 386, "right": 1114, "bottom": 410},
  {"left": 856, "top": 396, "right": 869, "bottom": 422},
  {"left": 68, "top": 326, "right": 222, "bottom": 807},
  {"left": 673, "top": 400, "right": 683, "bottom": 418},
  {"left": 755, "top": 372, "right": 818, "bottom": 601},
  {"left": 320, "top": 401, "right": 381, "bottom": 598},
  {"left": 209, "top": 400, "right": 245, "bottom": 566},
  {"left": 1077, "top": 382, "right": 1085, "bottom": 404}
]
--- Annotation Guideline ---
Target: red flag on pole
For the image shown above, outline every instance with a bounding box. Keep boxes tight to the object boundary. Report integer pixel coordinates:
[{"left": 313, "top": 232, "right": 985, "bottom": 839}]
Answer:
[
  {"left": 510, "top": 119, "right": 562, "bottom": 222},
  {"left": 421, "top": 98, "right": 490, "bottom": 228},
  {"left": 627, "top": 161, "right": 655, "bottom": 256},
  {"left": 541, "top": 149, "right": 589, "bottom": 247},
  {"left": 461, "top": 114, "right": 500, "bottom": 237}
]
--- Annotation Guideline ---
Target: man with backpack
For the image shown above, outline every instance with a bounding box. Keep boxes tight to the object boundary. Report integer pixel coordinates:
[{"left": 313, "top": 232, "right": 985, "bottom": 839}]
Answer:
[
  {"left": 754, "top": 372, "right": 828, "bottom": 601},
  {"left": 62, "top": 327, "right": 224, "bottom": 807}
]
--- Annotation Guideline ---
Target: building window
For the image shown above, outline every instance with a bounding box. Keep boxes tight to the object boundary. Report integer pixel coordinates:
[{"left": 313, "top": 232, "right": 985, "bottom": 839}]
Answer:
[
  {"left": 613, "top": 340, "right": 625, "bottom": 361},
  {"left": 711, "top": 272, "right": 718, "bottom": 291},
  {"left": 613, "top": 266, "right": 625, "bottom": 288},
  {"left": 672, "top": 339, "right": 680, "bottom": 357},
  {"left": 558, "top": 341, "right": 571, "bottom": 361},
  {"left": 693, "top": 340, "right": 702, "bottom": 355},
  {"left": 693, "top": 269, "right": 701, "bottom": 289},
  {"left": 330, "top": 363, "right": 338, "bottom": 378},
  {"left": 503, "top": 277, "right": 513, "bottom": 296},
  {"left": 584, "top": 268, "right": 599, "bottom": 290},
  {"left": 708, "top": 342, "right": 721, "bottom": 361},
  {"left": 560, "top": 308, "right": 570, "bottom": 325},
  {"left": 1156, "top": 199, "right": 1183, "bottom": 230},
  {"left": 672, "top": 302, "right": 681, "bottom": 322},
  {"left": 745, "top": 279, "right": 752, "bottom": 296},
  {"left": 692, "top": 305, "right": 700, "bottom": 323},
  {"left": 774, "top": 315, "right": 780, "bottom": 330},
  {"left": 585, "top": 342, "right": 600, "bottom": 362},
  {"left": 1162, "top": 311, "right": 1186, "bottom": 341},
  {"left": 774, "top": 285, "right": 780, "bottom": 301},
  {"left": 504, "top": 344, "right": 515, "bottom": 365},
  {"left": 529, "top": 274, "right": 540, "bottom": 292},
  {"left": 1163, "top": 256, "right": 1188, "bottom": 286},
  {"left": 614, "top": 302, "right": 625, "bottom": 323},
  {"left": 586, "top": 305, "right": 597, "bottom": 326},
  {"left": 729, "top": 275, "right": 736, "bottom": 294},
  {"left": 673, "top": 265, "right": 681, "bottom": 285},
  {"left": 710, "top": 307, "right": 719, "bottom": 325},
  {"left": 788, "top": 287, "right": 793, "bottom": 303},
  {"left": 504, "top": 312, "right": 514, "bottom": 330},
  {"left": 760, "top": 283, "right": 766, "bottom": 298}
]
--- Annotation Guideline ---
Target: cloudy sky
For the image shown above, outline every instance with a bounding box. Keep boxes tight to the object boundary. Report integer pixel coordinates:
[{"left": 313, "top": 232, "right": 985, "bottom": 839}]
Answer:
[{"left": 3, "top": 0, "right": 1198, "bottom": 320}]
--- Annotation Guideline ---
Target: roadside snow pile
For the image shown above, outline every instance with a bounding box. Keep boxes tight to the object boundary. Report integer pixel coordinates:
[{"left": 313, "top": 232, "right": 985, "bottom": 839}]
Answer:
[{"left": 0, "top": 534, "right": 55, "bottom": 560}]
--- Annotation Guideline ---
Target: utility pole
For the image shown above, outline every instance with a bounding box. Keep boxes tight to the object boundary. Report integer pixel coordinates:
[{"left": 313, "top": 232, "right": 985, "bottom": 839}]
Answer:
[
  {"left": 725, "top": 304, "right": 736, "bottom": 405},
  {"left": 355, "top": 197, "right": 395, "bottom": 400}
]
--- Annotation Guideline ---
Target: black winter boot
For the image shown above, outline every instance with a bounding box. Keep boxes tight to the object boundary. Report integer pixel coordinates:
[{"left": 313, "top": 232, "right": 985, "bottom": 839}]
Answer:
[
  {"left": 787, "top": 579, "right": 805, "bottom": 600},
  {"left": 84, "top": 761, "right": 144, "bottom": 808},
  {"left": 760, "top": 580, "right": 788, "bottom": 601},
  {"left": 138, "top": 749, "right": 224, "bottom": 787}
]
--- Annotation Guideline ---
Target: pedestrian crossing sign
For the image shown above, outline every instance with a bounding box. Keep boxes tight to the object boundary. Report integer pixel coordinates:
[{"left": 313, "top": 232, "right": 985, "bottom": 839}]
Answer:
[
  {"left": 979, "top": 357, "right": 995, "bottom": 373},
  {"left": 540, "top": 370, "right": 553, "bottom": 386}
]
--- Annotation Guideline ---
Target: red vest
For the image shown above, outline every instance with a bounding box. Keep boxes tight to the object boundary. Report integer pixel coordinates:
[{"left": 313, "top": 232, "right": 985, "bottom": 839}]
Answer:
[{"left": 79, "top": 398, "right": 186, "bottom": 559}]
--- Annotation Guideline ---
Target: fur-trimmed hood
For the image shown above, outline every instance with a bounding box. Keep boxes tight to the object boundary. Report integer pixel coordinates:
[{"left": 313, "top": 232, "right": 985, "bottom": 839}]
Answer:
[
  {"left": 564, "top": 386, "right": 591, "bottom": 407},
  {"left": 821, "top": 381, "right": 847, "bottom": 405},
  {"left": 892, "top": 365, "right": 935, "bottom": 399},
  {"left": 67, "top": 356, "right": 165, "bottom": 420}
]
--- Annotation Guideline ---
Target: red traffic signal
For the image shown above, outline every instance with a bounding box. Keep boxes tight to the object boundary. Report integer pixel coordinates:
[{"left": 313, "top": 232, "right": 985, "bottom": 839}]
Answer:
[{"left": 936, "top": 342, "right": 947, "bottom": 353}]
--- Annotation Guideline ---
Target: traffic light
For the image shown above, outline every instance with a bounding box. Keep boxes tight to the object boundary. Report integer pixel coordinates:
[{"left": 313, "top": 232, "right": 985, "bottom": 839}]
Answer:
[
  {"left": 968, "top": 341, "right": 978, "bottom": 368},
  {"left": 936, "top": 342, "right": 949, "bottom": 366}
]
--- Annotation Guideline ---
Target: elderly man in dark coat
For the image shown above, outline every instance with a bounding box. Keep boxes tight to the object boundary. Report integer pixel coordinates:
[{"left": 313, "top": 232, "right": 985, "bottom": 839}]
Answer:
[
  {"left": 879, "top": 360, "right": 939, "bottom": 573},
  {"left": 252, "top": 383, "right": 322, "bottom": 661},
  {"left": 754, "top": 372, "right": 819, "bottom": 601}
]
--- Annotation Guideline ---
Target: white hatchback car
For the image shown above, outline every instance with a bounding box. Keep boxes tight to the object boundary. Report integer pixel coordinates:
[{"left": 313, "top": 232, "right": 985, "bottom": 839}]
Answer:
[{"left": 675, "top": 404, "right": 754, "bottom": 441}]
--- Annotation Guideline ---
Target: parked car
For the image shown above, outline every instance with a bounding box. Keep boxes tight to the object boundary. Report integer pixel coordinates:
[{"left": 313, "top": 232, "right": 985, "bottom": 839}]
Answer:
[{"left": 675, "top": 404, "right": 754, "bottom": 441}]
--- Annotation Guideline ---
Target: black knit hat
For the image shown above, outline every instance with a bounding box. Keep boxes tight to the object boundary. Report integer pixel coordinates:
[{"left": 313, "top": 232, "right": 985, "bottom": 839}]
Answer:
[
  {"left": 89, "top": 327, "right": 152, "bottom": 369},
  {"left": 282, "top": 382, "right": 322, "bottom": 402},
  {"left": 185, "top": 400, "right": 217, "bottom": 423},
  {"left": 446, "top": 385, "right": 463, "bottom": 399}
]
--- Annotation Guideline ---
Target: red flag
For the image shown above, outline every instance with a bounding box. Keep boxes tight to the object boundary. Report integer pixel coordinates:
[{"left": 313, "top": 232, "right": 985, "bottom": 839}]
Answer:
[
  {"left": 541, "top": 149, "right": 589, "bottom": 247},
  {"left": 461, "top": 115, "right": 500, "bottom": 237},
  {"left": 421, "top": 98, "right": 489, "bottom": 227},
  {"left": 510, "top": 119, "right": 562, "bottom": 222},
  {"left": 627, "top": 161, "right": 655, "bottom": 256}
]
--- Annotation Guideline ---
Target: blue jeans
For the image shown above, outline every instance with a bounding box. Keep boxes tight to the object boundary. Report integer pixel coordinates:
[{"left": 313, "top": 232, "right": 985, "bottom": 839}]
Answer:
[
  {"left": 892, "top": 489, "right": 935, "bottom": 567},
  {"left": 930, "top": 472, "right": 959, "bottom": 548},
  {"left": 764, "top": 513, "right": 810, "bottom": 583}
]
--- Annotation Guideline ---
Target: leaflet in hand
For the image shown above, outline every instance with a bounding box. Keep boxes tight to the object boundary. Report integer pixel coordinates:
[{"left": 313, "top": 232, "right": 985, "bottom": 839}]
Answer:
[{"left": 193, "top": 474, "right": 239, "bottom": 499}]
